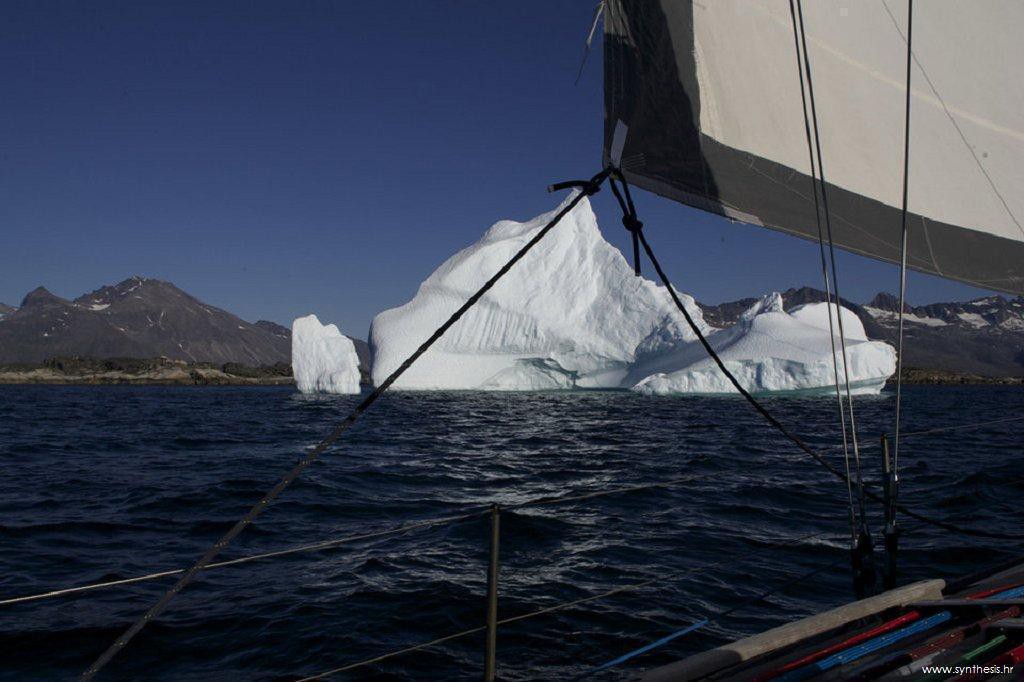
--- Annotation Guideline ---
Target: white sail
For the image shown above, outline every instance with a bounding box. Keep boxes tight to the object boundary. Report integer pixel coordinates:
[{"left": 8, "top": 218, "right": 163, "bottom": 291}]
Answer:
[{"left": 603, "top": 0, "right": 1024, "bottom": 294}]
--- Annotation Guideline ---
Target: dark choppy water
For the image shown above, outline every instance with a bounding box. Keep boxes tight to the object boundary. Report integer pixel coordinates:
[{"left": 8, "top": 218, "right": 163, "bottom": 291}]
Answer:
[{"left": 0, "top": 385, "right": 1021, "bottom": 680}]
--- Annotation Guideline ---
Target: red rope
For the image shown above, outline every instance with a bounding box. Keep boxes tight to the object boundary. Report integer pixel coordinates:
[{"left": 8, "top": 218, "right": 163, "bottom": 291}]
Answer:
[{"left": 753, "top": 581, "right": 1024, "bottom": 681}]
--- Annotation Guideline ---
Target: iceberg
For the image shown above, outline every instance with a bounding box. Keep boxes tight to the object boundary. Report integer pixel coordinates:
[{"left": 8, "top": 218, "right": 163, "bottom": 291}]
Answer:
[
  {"left": 789, "top": 301, "right": 868, "bottom": 341},
  {"left": 369, "top": 194, "right": 709, "bottom": 390},
  {"left": 291, "top": 314, "right": 361, "bottom": 395},
  {"left": 632, "top": 296, "right": 897, "bottom": 396},
  {"left": 368, "top": 193, "right": 895, "bottom": 395}
]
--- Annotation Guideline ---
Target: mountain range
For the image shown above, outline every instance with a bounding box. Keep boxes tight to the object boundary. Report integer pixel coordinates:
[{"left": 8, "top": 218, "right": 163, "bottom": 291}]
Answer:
[
  {"left": 1, "top": 278, "right": 1021, "bottom": 378},
  {"left": 0, "top": 277, "right": 369, "bottom": 368}
]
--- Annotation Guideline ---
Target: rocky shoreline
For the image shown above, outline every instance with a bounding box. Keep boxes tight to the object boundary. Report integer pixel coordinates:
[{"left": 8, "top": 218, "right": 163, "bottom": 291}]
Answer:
[
  {"left": 0, "top": 358, "right": 1019, "bottom": 388},
  {"left": 0, "top": 357, "right": 294, "bottom": 386},
  {"left": 889, "top": 367, "right": 1024, "bottom": 386}
]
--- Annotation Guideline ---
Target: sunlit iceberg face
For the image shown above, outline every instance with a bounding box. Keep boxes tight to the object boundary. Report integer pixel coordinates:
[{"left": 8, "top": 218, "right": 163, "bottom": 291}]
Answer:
[
  {"left": 292, "top": 314, "right": 361, "bottom": 395},
  {"left": 368, "top": 193, "right": 707, "bottom": 391}
]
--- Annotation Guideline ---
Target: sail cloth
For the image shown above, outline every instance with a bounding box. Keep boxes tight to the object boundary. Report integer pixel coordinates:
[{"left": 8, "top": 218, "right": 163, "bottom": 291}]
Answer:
[{"left": 603, "top": 0, "right": 1024, "bottom": 295}]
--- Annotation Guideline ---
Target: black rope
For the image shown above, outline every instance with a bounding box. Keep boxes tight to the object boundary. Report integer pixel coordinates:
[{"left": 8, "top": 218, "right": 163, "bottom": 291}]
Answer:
[
  {"left": 945, "top": 551, "right": 1024, "bottom": 595},
  {"left": 887, "top": 0, "right": 915, "bottom": 592},
  {"left": 893, "top": 0, "right": 914, "bottom": 502},
  {"left": 573, "top": 1, "right": 605, "bottom": 87},
  {"left": 633, "top": 229, "right": 847, "bottom": 479},
  {"left": 608, "top": 173, "right": 643, "bottom": 276},
  {"left": 792, "top": 0, "right": 875, "bottom": 588},
  {"left": 80, "top": 169, "right": 612, "bottom": 681},
  {"left": 301, "top": 526, "right": 841, "bottom": 680},
  {"left": 899, "top": 414, "right": 1024, "bottom": 439},
  {"left": 786, "top": 0, "right": 858, "bottom": 548},
  {"left": 586, "top": 549, "right": 850, "bottom": 676},
  {"left": 616, "top": 175, "right": 1024, "bottom": 542},
  {"left": 548, "top": 175, "right": 605, "bottom": 196},
  {"left": 10, "top": 476, "right": 707, "bottom": 608},
  {"left": 2, "top": 509, "right": 492, "bottom": 607}
]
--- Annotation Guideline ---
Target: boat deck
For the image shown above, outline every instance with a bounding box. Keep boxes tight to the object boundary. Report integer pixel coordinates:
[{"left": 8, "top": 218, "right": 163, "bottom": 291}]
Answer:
[{"left": 643, "top": 561, "right": 1024, "bottom": 681}]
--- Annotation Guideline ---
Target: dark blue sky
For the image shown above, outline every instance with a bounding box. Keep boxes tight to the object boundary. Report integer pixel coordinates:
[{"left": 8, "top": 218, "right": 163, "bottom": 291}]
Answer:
[{"left": 1, "top": 1, "right": 999, "bottom": 337}]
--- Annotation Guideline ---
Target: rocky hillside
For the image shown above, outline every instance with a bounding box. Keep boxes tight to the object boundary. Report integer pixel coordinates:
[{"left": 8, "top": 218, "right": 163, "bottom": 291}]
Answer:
[
  {"left": 699, "top": 287, "right": 1024, "bottom": 378},
  {"left": 0, "top": 277, "right": 357, "bottom": 367},
  {"left": 860, "top": 292, "right": 1024, "bottom": 378}
]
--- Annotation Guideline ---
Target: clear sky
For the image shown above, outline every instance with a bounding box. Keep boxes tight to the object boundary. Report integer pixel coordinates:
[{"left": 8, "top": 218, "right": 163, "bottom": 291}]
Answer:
[{"left": 0, "top": 1, "right": 1002, "bottom": 338}]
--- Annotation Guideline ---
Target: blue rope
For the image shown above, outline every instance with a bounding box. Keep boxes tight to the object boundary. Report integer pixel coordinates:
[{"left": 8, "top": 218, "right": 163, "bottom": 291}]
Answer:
[
  {"left": 778, "top": 583, "right": 1024, "bottom": 681},
  {"left": 590, "top": 618, "right": 709, "bottom": 674},
  {"left": 776, "top": 612, "right": 952, "bottom": 682},
  {"left": 582, "top": 548, "right": 851, "bottom": 677}
]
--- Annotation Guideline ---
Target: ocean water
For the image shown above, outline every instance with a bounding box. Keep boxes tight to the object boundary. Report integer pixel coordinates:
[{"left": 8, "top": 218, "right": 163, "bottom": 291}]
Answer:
[{"left": 0, "top": 385, "right": 1021, "bottom": 680}]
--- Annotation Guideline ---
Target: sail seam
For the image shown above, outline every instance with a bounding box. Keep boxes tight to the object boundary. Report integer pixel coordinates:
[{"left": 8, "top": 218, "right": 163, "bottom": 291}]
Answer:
[{"left": 879, "top": 0, "right": 1024, "bottom": 240}]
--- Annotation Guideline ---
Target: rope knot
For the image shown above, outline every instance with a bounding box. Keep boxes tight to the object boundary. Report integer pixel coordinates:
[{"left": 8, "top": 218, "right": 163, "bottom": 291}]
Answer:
[
  {"left": 547, "top": 168, "right": 609, "bottom": 197},
  {"left": 547, "top": 180, "right": 600, "bottom": 196},
  {"left": 622, "top": 215, "right": 643, "bottom": 233}
]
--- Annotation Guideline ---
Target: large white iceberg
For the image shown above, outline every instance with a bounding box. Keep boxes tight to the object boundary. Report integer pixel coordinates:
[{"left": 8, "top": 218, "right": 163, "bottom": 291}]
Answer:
[
  {"left": 369, "top": 193, "right": 708, "bottom": 390},
  {"left": 368, "top": 193, "right": 896, "bottom": 395},
  {"left": 291, "top": 314, "right": 361, "bottom": 394},
  {"left": 632, "top": 295, "right": 896, "bottom": 396}
]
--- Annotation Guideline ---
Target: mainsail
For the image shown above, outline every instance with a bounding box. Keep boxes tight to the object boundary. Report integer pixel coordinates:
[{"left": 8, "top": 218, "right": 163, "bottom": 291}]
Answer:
[{"left": 603, "top": 0, "right": 1024, "bottom": 295}]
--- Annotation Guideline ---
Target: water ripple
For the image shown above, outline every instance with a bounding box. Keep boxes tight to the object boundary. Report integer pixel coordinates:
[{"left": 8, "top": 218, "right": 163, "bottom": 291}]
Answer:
[{"left": 0, "top": 384, "right": 1021, "bottom": 680}]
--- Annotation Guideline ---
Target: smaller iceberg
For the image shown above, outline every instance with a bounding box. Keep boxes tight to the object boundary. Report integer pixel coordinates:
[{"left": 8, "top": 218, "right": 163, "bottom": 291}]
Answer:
[
  {"left": 788, "top": 301, "right": 867, "bottom": 340},
  {"left": 632, "top": 296, "right": 896, "bottom": 396},
  {"left": 291, "top": 314, "right": 361, "bottom": 395}
]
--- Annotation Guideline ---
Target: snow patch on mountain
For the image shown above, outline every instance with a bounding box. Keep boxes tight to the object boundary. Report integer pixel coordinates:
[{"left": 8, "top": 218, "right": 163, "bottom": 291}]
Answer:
[
  {"left": 863, "top": 306, "right": 948, "bottom": 327},
  {"left": 957, "top": 312, "right": 989, "bottom": 329}
]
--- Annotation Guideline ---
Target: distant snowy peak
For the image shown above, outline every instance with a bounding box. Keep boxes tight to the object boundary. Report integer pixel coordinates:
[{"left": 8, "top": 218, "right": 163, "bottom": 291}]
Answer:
[
  {"left": 20, "top": 286, "right": 69, "bottom": 309},
  {"left": 0, "top": 276, "right": 292, "bottom": 365},
  {"left": 863, "top": 292, "right": 1024, "bottom": 331},
  {"left": 73, "top": 276, "right": 185, "bottom": 312},
  {"left": 865, "top": 292, "right": 908, "bottom": 314},
  {"left": 697, "top": 286, "right": 845, "bottom": 329}
]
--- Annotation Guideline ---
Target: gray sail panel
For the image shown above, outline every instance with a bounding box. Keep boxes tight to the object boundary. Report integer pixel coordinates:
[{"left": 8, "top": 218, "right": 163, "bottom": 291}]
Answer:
[{"left": 603, "top": 0, "right": 1024, "bottom": 295}]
